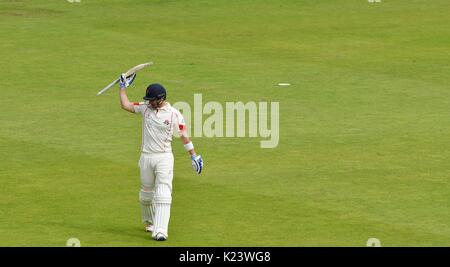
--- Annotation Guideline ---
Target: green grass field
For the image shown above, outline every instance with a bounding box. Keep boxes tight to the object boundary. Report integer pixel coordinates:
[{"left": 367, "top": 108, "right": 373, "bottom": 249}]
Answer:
[{"left": 1, "top": 0, "right": 449, "bottom": 246}]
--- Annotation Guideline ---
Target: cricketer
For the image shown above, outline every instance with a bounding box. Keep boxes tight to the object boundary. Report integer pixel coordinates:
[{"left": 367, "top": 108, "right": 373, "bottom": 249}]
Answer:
[{"left": 117, "top": 73, "right": 204, "bottom": 241}]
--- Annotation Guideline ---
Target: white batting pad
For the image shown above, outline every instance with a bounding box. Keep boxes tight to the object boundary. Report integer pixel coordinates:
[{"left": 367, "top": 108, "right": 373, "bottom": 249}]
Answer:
[
  {"left": 140, "top": 189, "right": 154, "bottom": 224},
  {"left": 153, "top": 184, "right": 172, "bottom": 237}
]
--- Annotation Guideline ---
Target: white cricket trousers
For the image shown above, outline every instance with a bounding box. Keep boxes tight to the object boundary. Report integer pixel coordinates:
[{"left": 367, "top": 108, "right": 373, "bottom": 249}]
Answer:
[{"left": 138, "top": 152, "right": 174, "bottom": 237}]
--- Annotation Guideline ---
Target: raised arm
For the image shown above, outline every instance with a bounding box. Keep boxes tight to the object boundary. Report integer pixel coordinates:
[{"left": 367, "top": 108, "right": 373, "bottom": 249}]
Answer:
[
  {"left": 119, "top": 89, "right": 135, "bottom": 113},
  {"left": 118, "top": 73, "right": 136, "bottom": 113}
]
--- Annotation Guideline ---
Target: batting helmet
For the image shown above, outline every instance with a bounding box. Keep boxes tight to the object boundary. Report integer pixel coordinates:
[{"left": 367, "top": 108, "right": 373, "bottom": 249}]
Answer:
[{"left": 144, "top": 83, "right": 167, "bottom": 101}]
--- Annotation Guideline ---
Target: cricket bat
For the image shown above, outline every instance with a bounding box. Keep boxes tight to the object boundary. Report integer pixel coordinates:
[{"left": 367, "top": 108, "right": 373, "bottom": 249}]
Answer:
[{"left": 97, "top": 62, "right": 153, "bottom": 96}]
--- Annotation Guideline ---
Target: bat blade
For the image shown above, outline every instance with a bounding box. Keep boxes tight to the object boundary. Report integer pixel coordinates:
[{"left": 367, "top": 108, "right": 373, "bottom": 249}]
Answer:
[
  {"left": 124, "top": 62, "right": 153, "bottom": 77},
  {"left": 97, "top": 62, "right": 153, "bottom": 96}
]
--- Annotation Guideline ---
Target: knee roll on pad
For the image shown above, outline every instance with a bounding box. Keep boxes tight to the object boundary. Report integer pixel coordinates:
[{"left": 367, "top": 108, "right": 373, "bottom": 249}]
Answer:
[
  {"left": 154, "top": 184, "right": 172, "bottom": 204},
  {"left": 140, "top": 189, "right": 154, "bottom": 205}
]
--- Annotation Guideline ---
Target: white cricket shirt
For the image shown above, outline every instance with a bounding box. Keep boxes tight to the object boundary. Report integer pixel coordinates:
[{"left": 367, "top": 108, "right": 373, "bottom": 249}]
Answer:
[{"left": 133, "top": 102, "right": 186, "bottom": 154}]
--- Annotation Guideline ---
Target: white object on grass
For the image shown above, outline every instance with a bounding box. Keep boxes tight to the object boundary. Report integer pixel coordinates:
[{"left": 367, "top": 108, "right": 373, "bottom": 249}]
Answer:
[
  {"left": 366, "top": 238, "right": 381, "bottom": 247},
  {"left": 66, "top": 238, "right": 81, "bottom": 247}
]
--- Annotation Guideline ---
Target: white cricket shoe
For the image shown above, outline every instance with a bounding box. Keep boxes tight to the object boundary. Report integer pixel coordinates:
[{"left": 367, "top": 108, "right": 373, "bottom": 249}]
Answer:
[
  {"left": 153, "top": 232, "right": 167, "bottom": 241},
  {"left": 144, "top": 224, "right": 154, "bottom": 233}
]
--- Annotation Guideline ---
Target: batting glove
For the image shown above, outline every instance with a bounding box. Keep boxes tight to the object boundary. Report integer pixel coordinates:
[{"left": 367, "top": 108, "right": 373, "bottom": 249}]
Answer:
[
  {"left": 119, "top": 73, "right": 137, "bottom": 90},
  {"left": 191, "top": 154, "right": 203, "bottom": 175}
]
